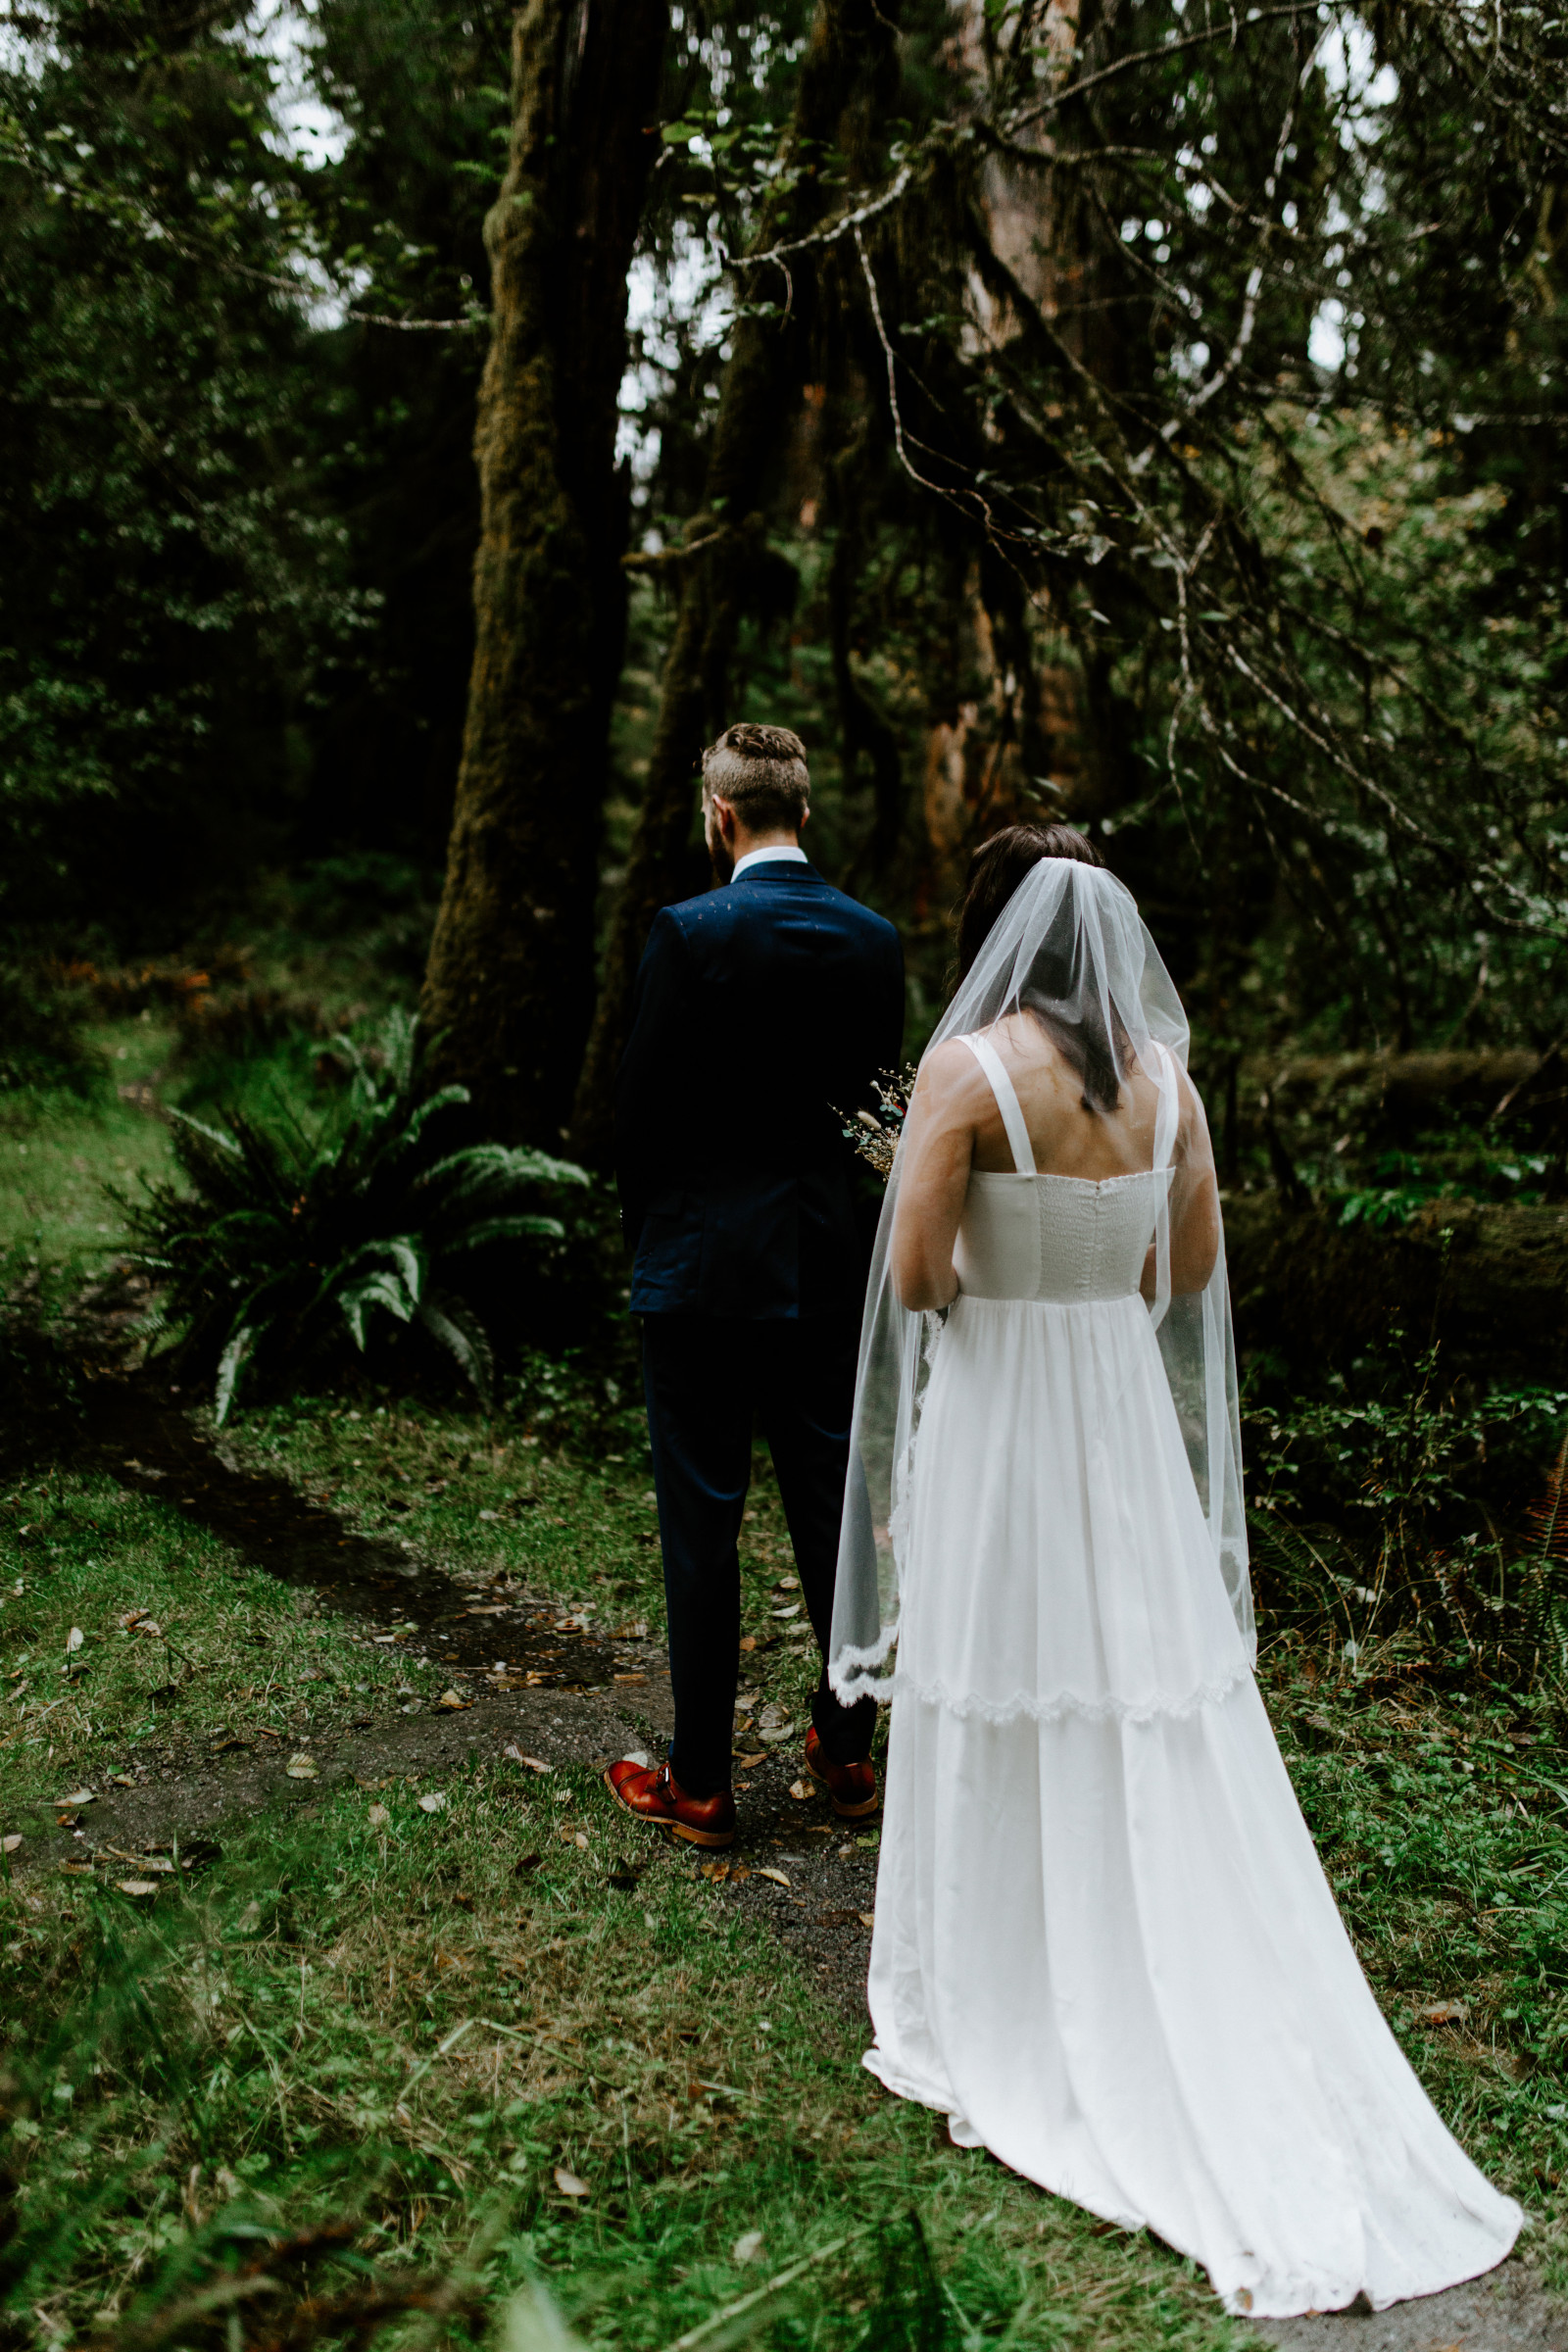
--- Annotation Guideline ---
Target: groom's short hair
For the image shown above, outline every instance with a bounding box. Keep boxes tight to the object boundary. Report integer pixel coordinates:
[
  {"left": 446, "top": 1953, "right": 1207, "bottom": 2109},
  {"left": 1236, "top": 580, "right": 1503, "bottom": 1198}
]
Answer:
[{"left": 701, "top": 723, "right": 809, "bottom": 832}]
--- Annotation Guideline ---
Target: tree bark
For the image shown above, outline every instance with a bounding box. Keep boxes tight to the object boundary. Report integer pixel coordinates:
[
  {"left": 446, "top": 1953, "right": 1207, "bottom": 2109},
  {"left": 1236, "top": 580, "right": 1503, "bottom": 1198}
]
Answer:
[
  {"left": 419, "top": 0, "right": 666, "bottom": 1145},
  {"left": 566, "top": 0, "right": 901, "bottom": 1165}
]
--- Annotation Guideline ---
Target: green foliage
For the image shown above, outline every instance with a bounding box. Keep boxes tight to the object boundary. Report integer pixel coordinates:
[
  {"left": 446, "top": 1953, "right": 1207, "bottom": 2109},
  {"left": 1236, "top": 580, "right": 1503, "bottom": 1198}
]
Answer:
[
  {"left": 0, "top": 965, "right": 93, "bottom": 1096},
  {"left": 1273, "top": 1669, "right": 1568, "bottom": 2210},
  {"left": 0, "top": 1468, "right": 429, "bottom": 1819},
  {"left": 0, "top": 1252, "right": 81, "bottom": 1473},
  {"left": 0, "top": 1755, "right": 1248, "bottom": 2352},
  {"left": 0, "top": 0, "right": 372, "bottom": 937},
  {"left": 1246, "top": 1336, "right": 1568, "bottom": 1672},
  {"left": 122, "top": 1011, "right": 588, "bottom": 1420},
  {"left": 1330, "top": 1138, "right": 1557, "bottom": 1230}
]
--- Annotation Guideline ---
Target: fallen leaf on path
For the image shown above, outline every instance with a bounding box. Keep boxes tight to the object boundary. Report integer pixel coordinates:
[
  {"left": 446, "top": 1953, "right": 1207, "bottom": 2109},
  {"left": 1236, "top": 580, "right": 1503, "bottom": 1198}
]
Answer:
[
  {"left": 367, "top": 1804, "right": 390, "bottom": 1827},
  {"left": 418, "top": 1792, "right": 447, "bottom": 1814},
  {"left": 135, "top": 1621, "right": 164, "bottom": 1640},
  {"left": 771, "top": 1604, "right": 801, "bottom": 1620},
  {"left": 285, "top": 1755, "right": 318, "bottom": 1780},
  {"left": 1420, "top": 2000, "right": 1468, "bottom": 2026},
  {"left": 734, "top": 1752, "right": 766, "bottom": 1769},
  {"left": 788, "top": 1780, "right": 811, "bottom": 1800},
  {"left": 65, "top": 1627, "right": 83, "bottom": 1653},
  {"left": 553, "top": 2168, "right": 589, "bottom": 2198},
  {"left": 773, "top": 1575, "right": 800, "bottom": 1592},
  {"left": 573, "top": 1831, "right": 589, "bottom": 1849},
  {"left": 478, "top": 1509, "right": 501, "bottom": 1522},
  {"left": 58, "top": 1859, "right": 93, "bottom": 1877},
  {"left": 55, "top": 1790, "right": 95, "bottom": 1808},
  {"left": 700, "top": 1860, "right": 732, "bottom": 1883},
  {"left": 504, "top": 1746, "right": 553, "bottom": 1773},
  {"left": 437, "top": 1689, "right": 472, "bottom": 1710},
  {"left": 739, "top": 1635, "right": 757, "bottom": 1652},
  {"left": 1, "top": 1835, "right": 21, "bottom": 1854},
  {"left": 758, "top": 1867, "right": 791, "bottom": 1887},
  {"left": 116, "top": 1881, "right": 159, "bottom": 1898},
  {"left": 612, "top": 1672, "right": 647, "bottom": 1685},
  {"left": 733, "top": 2231, "right": 763, "bottom": 2265},
  {"left": 858, "top": 1912, "right": 875, "bottom": 1929}
]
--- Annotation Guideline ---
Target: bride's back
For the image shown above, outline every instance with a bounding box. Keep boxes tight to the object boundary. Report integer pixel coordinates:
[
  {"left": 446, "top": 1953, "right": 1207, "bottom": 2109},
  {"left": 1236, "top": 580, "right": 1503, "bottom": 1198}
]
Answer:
[{"left": 966, "top": 1011, "right": 1163, "bottom": 1180}]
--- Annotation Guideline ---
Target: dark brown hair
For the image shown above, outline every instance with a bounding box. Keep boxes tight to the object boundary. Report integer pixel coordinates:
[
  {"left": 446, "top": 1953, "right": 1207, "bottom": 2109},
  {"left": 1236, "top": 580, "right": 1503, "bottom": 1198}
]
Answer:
[
  {"left": 955, "top": 822, "right": 1103, "bottom": 984},
  {"left": 953, "top": 820, "right": 1122, "bottom": 1114}
]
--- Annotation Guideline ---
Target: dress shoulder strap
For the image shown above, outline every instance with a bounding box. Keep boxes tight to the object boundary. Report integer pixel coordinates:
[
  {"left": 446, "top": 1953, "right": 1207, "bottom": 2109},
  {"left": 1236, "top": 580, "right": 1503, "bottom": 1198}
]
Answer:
[
  {"left": 1150, "top": 1041, "right": 1180, "bottom": 1171},
  {"left": 956, "top": 1033, "right": 1037, "bottom": 1176}
]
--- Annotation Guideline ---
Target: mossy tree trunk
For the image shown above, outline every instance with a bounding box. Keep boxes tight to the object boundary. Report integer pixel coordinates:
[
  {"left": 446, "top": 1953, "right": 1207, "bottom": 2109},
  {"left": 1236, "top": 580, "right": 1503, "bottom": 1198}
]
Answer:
[
  {"left": 566, "top": 0, "right": 902, "bottom": 1165},
  {"left": 419, "top": 0, "right": 666, "bottom": 1146}
]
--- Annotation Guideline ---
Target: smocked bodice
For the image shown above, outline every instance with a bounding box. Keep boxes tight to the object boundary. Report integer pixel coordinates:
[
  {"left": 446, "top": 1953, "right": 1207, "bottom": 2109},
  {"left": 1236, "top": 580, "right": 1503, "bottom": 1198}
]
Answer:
[
  {"left": 954, "top": 1167, "right": 1170, "bottom": 1302},
  {"left": 949, "top": 1028, "right": 1176, "bottom": 1304}
]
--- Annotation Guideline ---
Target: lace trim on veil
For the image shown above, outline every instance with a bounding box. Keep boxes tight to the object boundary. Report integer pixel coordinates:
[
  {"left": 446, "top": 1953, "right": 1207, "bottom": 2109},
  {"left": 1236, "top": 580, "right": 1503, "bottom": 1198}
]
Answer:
[
  {"left": 828, "top": 1625, "right": 901, "bottom": 1704},
  {"left": 892, "top": 1655, "right": 1253, "bottom": 1726}
]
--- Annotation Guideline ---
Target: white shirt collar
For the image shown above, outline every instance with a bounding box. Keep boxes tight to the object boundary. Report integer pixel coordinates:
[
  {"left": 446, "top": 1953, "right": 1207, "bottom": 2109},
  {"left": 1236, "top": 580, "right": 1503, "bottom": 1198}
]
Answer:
[{"left": 730, "top": 844, "right": 808, "bottom": 883}]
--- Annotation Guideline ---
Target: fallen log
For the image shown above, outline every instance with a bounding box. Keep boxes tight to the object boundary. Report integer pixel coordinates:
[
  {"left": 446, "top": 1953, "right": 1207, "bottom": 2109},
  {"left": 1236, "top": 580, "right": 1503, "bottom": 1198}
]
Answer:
[{"left": 1223, "top": 1191, "right": 1568, "bottom": 1384}]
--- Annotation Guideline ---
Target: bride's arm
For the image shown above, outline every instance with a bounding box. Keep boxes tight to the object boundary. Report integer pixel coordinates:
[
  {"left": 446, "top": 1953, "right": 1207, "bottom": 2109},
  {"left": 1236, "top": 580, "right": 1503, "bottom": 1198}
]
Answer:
[
  {"left": 1140, "top": 1065, "right": 1221, "bottom": 1300},
  {"left": 890, "top": 1044, "right": 985, "bottom": 1310}
]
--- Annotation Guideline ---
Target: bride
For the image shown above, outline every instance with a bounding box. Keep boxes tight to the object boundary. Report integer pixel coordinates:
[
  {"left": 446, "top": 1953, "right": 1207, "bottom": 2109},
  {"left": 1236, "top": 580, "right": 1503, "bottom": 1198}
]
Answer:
[{"left": 828, "top": 824, "right": 1520, "bottom": 2319}]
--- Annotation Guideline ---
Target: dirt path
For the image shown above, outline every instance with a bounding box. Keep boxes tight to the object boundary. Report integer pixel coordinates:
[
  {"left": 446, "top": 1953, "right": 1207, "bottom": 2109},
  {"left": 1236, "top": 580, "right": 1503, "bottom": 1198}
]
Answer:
[
  {"left": 37, "top": 1376, "right": 1566, "bottom": 2350},
  {"left": 31, "top": 1375, "right": 883, "bottom": 2014},
  {"left": 1252, "top": 2265, "right": 1565, "bottom": 2351}
]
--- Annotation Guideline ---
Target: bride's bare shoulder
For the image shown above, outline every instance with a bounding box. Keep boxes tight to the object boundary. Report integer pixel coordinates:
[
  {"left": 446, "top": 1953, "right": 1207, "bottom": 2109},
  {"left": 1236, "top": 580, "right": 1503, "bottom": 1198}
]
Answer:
[{"left": 914, "top": 1038, "right": 991, "bottom": 1113}]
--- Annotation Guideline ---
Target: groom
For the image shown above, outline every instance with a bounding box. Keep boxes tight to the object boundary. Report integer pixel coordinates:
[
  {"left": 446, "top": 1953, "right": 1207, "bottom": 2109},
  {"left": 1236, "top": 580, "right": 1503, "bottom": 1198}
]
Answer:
[{"left": 607, "top": 723, "right": 904, "bottom": 1848}]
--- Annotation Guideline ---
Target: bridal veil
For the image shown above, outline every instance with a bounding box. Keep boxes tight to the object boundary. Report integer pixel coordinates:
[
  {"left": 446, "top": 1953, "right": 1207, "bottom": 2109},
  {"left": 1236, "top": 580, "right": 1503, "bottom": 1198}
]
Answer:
[{"left": 828, "top": 857, "right": 1251, "bottom": 1702}]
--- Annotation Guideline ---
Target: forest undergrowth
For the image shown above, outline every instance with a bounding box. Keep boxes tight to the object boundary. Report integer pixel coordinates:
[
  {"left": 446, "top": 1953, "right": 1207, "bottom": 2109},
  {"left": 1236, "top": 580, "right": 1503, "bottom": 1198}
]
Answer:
[{"left": 5, "top": 991, "right": 1568, "bottom": 2352}]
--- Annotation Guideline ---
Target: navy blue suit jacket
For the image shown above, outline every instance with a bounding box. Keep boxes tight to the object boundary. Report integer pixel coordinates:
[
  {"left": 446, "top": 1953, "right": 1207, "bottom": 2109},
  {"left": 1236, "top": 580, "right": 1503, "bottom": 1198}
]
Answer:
[{"left": 613, "top": 860, "right": 905, "bottom": 1319}]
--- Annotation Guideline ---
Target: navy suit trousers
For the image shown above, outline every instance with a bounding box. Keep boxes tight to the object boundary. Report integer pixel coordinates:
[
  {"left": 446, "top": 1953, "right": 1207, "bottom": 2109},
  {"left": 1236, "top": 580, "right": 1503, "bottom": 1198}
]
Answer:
[{"left": 641, "top": 1313, "right": 879, "bottom": 1796}]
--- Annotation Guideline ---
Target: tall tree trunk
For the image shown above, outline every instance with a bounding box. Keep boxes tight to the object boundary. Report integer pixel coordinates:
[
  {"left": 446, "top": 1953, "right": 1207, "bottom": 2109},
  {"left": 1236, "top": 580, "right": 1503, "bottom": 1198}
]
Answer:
[
  {"left": 566, "top": 0, "right": 901, "bottom": 1165},
  {"left": 419, "top": 0, "right": 666, "bottom": 1145}
]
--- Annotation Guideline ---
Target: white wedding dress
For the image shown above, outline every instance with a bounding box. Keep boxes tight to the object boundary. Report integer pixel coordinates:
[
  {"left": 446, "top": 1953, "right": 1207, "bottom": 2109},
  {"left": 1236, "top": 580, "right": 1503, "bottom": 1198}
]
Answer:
[{"left": 863, "top": 1036, "right": 1521, "bottom": 2320}]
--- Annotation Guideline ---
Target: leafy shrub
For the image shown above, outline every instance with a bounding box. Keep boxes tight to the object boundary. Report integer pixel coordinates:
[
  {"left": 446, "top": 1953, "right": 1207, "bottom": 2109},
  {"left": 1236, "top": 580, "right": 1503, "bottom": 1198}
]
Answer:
[
  {"left": 172, "top": 984, "right": 329, "bottom": 1067},
  {"left": 123, "top": 1011, "right": 588, "bottom": 1421},
  {"left": 1245, "top": 1334, "right": 1568, "bottom": 1677},
  {"left": 0, "top": 965, "right": 94, "bottom": 1095},
  {"left": 0, "top": 1255, "right": 81, "bottom": 1470},
  {"left": 505, "top": 1343, "right": 646, "bottom": 1458}
]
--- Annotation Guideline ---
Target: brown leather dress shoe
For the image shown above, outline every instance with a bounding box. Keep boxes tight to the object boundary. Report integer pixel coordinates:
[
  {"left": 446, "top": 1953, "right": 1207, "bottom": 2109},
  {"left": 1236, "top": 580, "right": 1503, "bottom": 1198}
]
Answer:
[
  {"left": 804, "top": 1726, "right": 879, "bottom": 1819},
  {"left": 604, "top": 1757, "right": 736, "bottom": 1848}
]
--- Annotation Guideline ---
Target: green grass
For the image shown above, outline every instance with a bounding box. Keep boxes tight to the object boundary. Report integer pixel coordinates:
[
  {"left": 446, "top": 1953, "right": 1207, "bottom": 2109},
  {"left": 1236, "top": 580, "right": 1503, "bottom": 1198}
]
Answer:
[
  {"left": 3, "top": 995, "right": 1566, "bottom": 2348},
  {"left": 0, "top": 1473, "right": 438, "bottom": 1825},
  {"left": 1266, "top": 1641, "right": 1568, "bottom": 2277},
  {"left": 6, "top": 1413, "right": 1567, "bottom": 2348},
  {"left": 230, "top": 1397, "right": 819, "bottom": 1656},
  {"left": 0, "top": 1749, "right": 1249, "bottom": 2352},
  {"left": 0, "top": 1016, "right": 178, "bottom": 1273}
]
